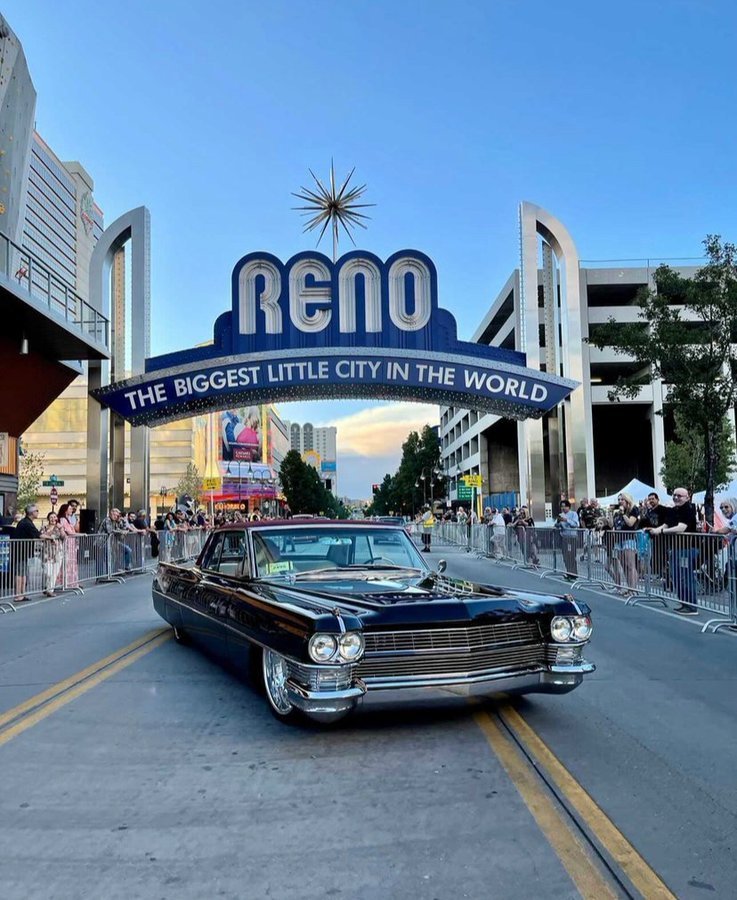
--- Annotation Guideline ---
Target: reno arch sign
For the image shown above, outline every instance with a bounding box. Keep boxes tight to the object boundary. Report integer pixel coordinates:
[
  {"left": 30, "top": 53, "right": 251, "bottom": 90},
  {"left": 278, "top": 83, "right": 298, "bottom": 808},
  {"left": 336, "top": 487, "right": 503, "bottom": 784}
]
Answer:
[{"left": 94, "top": 249, "right": 577, "bottom": 426}]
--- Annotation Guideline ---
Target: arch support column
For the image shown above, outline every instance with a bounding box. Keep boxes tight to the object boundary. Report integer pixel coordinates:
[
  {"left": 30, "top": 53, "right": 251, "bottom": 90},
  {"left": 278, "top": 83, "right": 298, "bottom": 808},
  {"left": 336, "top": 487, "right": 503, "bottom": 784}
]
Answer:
[{"left": 87, "top": 206, "right": 151, "bottom": 518}]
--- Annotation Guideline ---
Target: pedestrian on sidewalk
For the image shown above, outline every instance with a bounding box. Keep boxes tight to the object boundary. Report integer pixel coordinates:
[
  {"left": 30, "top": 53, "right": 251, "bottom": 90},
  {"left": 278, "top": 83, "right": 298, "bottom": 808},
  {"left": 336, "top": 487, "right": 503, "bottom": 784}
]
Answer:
[
  {"left": 420, "top": 505, "right": 434, "bottom": 552},
  {"left": 11, "top": 504, "right": 41, "bottom": 601},
  {"left": 611, "top": 492, "right": 642, "bottom": 591},
  {"left": 704, "top": 496, "right": 737, "bottom": 589},
  {"left": 645, "top": 488, "right": 698, "bottom": 614},
  {"left": 57, "top": 503, "right": 80, "bottom": 588},
  {"left": 512, "top": 507, "right": 539, "bottom": 565},
  {"left": 490, "top": 508, "right": 506, "bottom": 559},
  {"left": 40, "top": 512, "right": 65, "bottom": 596},
  {"left": 555, "top": 501, "right": 580, "bottom": 575},
  {"left": 98, "top": 508, "right": 132, "bottom": 573}
]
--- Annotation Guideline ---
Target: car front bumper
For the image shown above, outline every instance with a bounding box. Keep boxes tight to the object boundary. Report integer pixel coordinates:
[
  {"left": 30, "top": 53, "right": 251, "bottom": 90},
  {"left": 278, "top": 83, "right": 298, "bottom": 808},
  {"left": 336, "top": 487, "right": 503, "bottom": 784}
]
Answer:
[{"left": 286, "top": 661, "right": 595, "bottom": 722}]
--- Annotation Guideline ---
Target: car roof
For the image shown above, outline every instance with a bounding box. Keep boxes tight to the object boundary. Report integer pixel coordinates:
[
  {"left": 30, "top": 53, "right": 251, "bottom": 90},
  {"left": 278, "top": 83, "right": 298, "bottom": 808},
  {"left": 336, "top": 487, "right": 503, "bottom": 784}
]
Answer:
[{"left": 216, "top": 519, "right": 400, "bottom": 530}]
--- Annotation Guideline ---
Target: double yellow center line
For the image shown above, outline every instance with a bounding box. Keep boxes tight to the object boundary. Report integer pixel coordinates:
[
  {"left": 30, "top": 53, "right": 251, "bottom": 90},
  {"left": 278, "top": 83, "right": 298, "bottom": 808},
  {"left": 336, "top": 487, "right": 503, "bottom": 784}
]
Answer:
[
  {"left": 475, "top": 705, "right": 677, "bottom": 900},
  {"left": 0, "top": 627, "right": 171, "bottom": 748}
]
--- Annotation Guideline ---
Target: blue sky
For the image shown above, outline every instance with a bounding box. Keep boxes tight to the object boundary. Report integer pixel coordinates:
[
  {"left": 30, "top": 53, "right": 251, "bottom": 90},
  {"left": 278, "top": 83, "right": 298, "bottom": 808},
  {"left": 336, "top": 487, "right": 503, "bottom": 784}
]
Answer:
[{"left": 7, "top": 0, "right": 737, "bottom": 497}]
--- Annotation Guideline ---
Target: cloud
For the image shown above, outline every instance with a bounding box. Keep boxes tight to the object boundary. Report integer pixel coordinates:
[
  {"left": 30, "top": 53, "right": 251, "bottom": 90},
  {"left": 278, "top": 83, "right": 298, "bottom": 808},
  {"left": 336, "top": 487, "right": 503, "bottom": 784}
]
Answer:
[{"left": 324, "top": 402, "right": 438, "bottom": 457}]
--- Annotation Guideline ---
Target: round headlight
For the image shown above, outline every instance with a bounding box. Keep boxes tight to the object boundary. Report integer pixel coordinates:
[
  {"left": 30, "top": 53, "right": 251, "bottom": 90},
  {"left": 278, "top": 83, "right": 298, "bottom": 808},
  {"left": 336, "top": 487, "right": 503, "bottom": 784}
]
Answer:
[
  {"left": 338, "top": 632, "right": 364, "bottom": 661},
  {"left": 550, "top": 616, "right": 573, "bottom": 642},
  {"left": 572, "top": 615, "right": 592, "bottom": 641},
  {"left": 308, "top": 633, "right": 338, "bottom": 662}
]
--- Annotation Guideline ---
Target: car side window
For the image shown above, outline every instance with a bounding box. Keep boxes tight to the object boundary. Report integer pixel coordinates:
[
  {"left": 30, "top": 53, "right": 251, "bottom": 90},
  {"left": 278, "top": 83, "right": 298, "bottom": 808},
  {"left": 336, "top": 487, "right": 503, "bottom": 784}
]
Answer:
[
  {"left": 200, "top": 533, "right": 225, "bottom": 571},
  {"left": 202, "top": 531, "right": 247, "bottom": 576}
]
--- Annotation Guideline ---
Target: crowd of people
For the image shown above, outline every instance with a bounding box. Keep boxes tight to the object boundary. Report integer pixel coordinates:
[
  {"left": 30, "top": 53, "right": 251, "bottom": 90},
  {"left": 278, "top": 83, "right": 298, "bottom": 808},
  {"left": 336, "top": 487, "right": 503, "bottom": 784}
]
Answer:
[
  {"left": 418, "top": 487, "right": 736, "bottom": 616},
  {"left": 1, "top": 500, "right": 295, "bottom": 603}
]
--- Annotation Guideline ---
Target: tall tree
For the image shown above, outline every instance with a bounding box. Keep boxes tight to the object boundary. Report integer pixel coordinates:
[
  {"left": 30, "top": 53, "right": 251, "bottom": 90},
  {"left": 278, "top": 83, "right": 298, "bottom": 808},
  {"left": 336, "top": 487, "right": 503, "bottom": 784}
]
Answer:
[
  {"left": 175, "top": 462, "right": 203, "bottom": 507},
  {"left": 278, "top": 450, "right": 341, "bottom": 515},
  {"left": 392, "top": 425, "right": 446, "bottom": 514},
  {"left": 588, "top": 236, "right": 737, "bottom": 524},
  {"left": 660, "top": 412, "right": 735, "bottom": 495},
  {"left": 16, "top": 448, "right": 46, "bottom": 510},
  {"left": 368, "top": 473, "right": 395, "bottom": 516}
]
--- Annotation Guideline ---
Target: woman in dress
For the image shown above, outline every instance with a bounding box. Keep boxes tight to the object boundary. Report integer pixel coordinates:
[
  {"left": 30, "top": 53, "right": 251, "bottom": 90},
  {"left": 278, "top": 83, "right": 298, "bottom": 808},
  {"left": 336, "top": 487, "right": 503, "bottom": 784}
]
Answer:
[
  {"left": 57, "top": 503, "right": 79, "bottom": 588},
  {"left": 41, "top": 512, "right": 65, "bottom": 596}
]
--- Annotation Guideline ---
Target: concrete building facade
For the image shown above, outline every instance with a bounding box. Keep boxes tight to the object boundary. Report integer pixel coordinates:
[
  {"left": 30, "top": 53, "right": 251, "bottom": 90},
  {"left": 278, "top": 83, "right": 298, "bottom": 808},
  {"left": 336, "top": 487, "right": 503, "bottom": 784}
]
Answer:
[
  {"left": 0, "top": 14, "right": 110, "bottom": 516},
  {"left": 440, "top": 202, "right": 706, "bottom": 520}
]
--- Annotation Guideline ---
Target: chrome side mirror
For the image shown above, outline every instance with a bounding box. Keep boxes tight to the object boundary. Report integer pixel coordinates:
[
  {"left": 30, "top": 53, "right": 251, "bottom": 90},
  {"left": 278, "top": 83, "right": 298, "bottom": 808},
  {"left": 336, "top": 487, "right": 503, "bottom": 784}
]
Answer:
[{"left": 437, "top": 559, "right": 447, "bottom": 574}]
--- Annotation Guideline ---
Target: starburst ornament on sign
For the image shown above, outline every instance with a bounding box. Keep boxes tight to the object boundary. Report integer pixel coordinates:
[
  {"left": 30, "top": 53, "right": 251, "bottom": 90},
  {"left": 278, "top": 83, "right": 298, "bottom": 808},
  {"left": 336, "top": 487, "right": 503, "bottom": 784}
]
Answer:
[{"left": 292, "top": 161, "right": 375, "bottom": 261}]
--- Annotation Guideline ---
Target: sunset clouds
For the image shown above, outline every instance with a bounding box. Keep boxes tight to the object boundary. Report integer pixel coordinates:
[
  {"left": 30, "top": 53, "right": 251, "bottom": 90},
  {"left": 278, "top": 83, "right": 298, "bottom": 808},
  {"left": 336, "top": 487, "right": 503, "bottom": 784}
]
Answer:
[{"left": 324, "top": 402, "right": 436, "bottom": 457}]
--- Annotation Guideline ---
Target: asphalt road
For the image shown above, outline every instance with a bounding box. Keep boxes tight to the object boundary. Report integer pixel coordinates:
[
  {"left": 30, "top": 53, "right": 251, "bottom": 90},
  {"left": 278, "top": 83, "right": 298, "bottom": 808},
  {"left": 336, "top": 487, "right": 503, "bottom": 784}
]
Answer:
[{"left": 0, "top": 547, "right": 735, "bottom": 900}]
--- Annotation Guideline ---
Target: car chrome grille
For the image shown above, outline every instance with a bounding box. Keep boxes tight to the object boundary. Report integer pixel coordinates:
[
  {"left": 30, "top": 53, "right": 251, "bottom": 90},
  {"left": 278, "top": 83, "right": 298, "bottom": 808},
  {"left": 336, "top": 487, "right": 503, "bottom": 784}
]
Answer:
[
  {"left": 363, "top": 620, "right": 541, "bottom": 654},
  {"left": 358, "top": 621, "right": 545, "bottom": 680}
]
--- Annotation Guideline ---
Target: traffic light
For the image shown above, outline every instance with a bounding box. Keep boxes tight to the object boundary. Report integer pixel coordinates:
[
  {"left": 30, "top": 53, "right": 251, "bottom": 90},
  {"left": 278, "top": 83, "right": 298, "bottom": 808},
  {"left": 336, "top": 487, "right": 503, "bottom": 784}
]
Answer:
[{"left": 372, "top": 483, "right": 380, "bottom": 495}]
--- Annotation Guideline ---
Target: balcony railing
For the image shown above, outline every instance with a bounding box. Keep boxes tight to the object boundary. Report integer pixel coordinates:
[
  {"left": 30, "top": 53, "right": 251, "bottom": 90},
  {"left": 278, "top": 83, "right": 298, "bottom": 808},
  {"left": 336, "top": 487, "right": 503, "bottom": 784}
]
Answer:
[{"left": 0, "top": 230, "right": 109, "bottom": 348}]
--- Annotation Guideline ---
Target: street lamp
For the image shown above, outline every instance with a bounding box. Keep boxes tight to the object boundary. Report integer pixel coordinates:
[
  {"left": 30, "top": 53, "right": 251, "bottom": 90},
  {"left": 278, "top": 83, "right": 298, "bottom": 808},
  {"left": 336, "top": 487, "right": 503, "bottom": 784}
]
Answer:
[
  {"left": 251, "top": 468, "right": 277, "bottom": 517},
  {"left": 242, "top": 462, "right": 253, "bottom": 513},
  {"left": 417, "top": 467, "right": 441, "bottom": 509},
  {"left": 159, "top": 486, "right": 169, "bottom": 515}
]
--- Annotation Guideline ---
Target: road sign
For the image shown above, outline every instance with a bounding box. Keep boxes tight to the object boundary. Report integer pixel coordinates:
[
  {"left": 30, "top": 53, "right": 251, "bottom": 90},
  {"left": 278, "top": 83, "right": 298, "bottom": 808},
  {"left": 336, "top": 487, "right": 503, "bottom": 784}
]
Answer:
[
  {"left": 462, "top": 474, "right": 482, "bottom": 488},
  {"left": 457, "top": 485, "right": 473, "bottom": 501},
  {"left": 42, "top": 479, "right": 65, "bottom": 487},
  {"left": 49, "top": 487, "right": 58, "bottom": 505},
  {"left": 202, "top": 477, "right": 221, "bottom": 491}
]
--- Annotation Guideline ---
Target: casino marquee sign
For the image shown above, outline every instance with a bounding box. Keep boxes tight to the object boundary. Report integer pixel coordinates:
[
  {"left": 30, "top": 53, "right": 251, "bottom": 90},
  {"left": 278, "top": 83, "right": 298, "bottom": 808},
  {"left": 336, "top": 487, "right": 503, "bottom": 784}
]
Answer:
[{"left": 94, "top": 249, "right": 577, "bottom": 426}]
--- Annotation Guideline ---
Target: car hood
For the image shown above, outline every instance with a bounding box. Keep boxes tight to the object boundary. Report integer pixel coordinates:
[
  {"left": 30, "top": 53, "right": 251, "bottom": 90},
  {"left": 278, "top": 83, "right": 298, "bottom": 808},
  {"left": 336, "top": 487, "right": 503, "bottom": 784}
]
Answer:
[{"left": 253, "top": 573, "right": 587, "bottom": 629}]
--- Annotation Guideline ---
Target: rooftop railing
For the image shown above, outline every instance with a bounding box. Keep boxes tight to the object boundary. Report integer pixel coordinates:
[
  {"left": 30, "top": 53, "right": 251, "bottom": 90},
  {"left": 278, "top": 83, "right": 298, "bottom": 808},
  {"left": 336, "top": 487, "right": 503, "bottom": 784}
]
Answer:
[
  {"left": 0, "top": 230, "right": 109, "bottom": 348},
  {"left": 579, "top": 256, "right": 706, "bottom": 270}
]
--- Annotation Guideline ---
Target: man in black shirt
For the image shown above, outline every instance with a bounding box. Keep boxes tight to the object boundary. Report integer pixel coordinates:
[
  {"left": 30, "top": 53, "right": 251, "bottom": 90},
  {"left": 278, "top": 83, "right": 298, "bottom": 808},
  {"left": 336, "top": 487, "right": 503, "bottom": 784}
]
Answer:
[
  {"left": 11, "top": 504, "right": 41, "bottom": 601},
  {"left": 645, "top": 488, "right": 698, "bottom": 614},
  {"left": 641, "top": 492, "right": 669, "bottom": 528}
]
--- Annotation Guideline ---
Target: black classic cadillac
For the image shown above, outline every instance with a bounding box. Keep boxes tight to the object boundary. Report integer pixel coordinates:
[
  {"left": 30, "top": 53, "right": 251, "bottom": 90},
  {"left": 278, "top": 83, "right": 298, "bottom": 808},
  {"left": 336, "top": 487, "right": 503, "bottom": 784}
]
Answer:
[{"left": 153, "top": 521, "right": 595, "bottom": 723}]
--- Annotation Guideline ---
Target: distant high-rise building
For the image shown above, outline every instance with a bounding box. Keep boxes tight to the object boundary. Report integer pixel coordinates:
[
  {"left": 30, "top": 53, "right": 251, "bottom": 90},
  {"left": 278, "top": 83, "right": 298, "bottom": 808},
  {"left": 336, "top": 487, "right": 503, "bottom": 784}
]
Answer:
[
  {"left": 283, "top": 422, "right": 338, "bottom": 495},
  {"left": 23, "top": 134, "right": 103, "bottom": 297}
]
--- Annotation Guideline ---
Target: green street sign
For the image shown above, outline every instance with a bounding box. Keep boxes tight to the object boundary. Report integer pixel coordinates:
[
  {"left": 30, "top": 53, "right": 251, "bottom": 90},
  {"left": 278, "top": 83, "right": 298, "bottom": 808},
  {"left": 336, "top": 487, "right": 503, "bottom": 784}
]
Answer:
[
  {"left": 457, "top": 485, "right": 472, "bottom": 501},
  {"left": 42, "top": 478, "right": 65, "bottom": 487}
]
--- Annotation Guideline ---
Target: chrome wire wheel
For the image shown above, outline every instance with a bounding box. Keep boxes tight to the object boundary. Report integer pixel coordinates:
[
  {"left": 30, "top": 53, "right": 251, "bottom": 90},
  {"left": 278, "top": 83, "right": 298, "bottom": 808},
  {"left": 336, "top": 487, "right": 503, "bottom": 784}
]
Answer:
[{"left": 262, "top": 649, "right": 294, "bottom": 716}]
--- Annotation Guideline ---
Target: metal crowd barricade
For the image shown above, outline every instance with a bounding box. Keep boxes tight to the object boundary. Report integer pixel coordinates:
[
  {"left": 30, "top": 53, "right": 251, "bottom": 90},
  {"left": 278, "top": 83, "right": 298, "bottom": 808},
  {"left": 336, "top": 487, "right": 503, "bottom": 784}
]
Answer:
[
  {"left": 638, "top": 531, "right": 734, "bottom": 623},
  {"left": 396, "top": 520, "right": 737, "bottom": 635},
  {"left": 1, "top": 538, "right": 47, "bottom": 610},
  {"left": 64, "top": 533, "right": 109, "bottom": 590},
  {"left": 503, "top": 526, "right": 737, "bottom": 631},
  {"left": 0, "top": 529, "right": 209, "bottom": 611}
]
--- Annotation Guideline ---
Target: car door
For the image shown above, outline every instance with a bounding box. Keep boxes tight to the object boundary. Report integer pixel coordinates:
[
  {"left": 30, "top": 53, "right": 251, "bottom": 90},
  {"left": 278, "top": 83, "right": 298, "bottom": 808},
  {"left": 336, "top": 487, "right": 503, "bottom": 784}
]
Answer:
[{"left": 197, "top": 530, "right": 247, "bottom": 660}]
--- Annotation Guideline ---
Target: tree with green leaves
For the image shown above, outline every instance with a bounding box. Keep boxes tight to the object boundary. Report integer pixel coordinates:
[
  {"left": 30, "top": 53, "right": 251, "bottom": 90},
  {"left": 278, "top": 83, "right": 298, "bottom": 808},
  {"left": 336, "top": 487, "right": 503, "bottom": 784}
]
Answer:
[
  {"left": 392, "top": 424, "right": 445, "bottom": 515},
  {"left": 588, "top": 236, "right": 737, "bottom": 524},
  {"left": 660, "top": 412, "right": 735, "bottom": 496},
  {"left": 278, "top": 450, "right": 345, "bottom": 516},
  {"left": 16, "top": 448, "right": 46, "bottom": 510},
  {"left": 367, "top": 473, "right": 395, "bottom": 516},
  {"left": 175, "top": 462, "right": 203, "bottom": 507}
]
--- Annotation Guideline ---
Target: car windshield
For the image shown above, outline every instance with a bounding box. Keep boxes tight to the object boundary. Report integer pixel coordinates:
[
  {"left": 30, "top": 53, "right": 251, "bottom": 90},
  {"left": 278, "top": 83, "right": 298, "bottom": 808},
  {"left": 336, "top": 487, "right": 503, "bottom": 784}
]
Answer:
[{"left": 251, "top": 525, "right": 427, "bottom": 578}]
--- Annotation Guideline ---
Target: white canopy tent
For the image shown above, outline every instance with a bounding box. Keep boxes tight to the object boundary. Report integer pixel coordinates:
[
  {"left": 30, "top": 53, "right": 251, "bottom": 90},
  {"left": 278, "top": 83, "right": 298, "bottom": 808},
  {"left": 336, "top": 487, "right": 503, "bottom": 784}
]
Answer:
[
  {"left": 692, "top": 480, "right": 737, "bottom": 504},
  {"left": 596, "top": 478, "right": 659, "bottom": 507}
]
